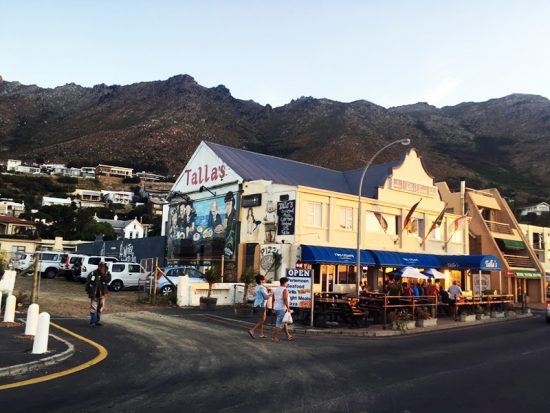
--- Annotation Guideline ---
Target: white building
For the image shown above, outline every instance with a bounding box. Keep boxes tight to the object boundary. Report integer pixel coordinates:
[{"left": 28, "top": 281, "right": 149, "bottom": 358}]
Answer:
[
  {"left": 95, "top": 215, "right": 146, "bottom": 239},
  {"left": 80, "top": 167, "right": 96, "bottom": 178},
  {"left": 6, "top": 159, "right": 22, "bottom": 171},
  {"left": 0, "top": 199, "right": 25, "bottom": 217},
  {"left": 519, "top": 202, "right": 550, "bottom": 216},
  {"left": 101, "top": 190, "right": 134, "bottom": 205},
  {"left": 42, "top": 196, "right": 73, "bottom": 207},
  {"left": 520, "top": 224, "right": 550, "bottom": 277}
]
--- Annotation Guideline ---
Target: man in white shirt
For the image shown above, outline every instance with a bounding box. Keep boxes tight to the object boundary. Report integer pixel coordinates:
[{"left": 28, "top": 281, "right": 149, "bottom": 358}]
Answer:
[{"left": 448, "top": 281, "right": 462, "bottom": 320}]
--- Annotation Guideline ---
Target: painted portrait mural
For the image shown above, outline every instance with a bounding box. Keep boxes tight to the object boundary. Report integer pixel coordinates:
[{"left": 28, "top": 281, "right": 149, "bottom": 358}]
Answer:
[{"left": 167, "top": 191, "right": 237, "bottom": 261}]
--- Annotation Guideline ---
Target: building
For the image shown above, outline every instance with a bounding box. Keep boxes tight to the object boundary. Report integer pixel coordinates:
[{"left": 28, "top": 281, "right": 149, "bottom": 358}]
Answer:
[
  {"left": 80, "top": 167, "right": 96, "bottom": 178},
  {"left": 163, "top": 141, "right": 499, "bottom": 291},
  {"left": 135, "top": 171, "right": 166, "bottom": 182},
  {"left": 95, "top": 164, "right": 134, "bottom": 178},
  {"left": 520, "top": 224, "right": 550, "bottom": 278},
  {"left": 41, "top": 163, "right": 67, "bottom": 175},
  {"left": 6, "top": 159, "right": 22, "bottom": 171},
  {"left": 439, "top": 185, "right": 546, "bottom": 303},
  {"left": 72, "top": 189, "right": 103, "bottom": 203},
  {"left": 0, "top": 215, "right": 36, "bottom": 237},
  {"left": 0, "top": 199, "right": 25, "bottom": 217},
  {"left": 41, "top": 196, "right": 74, "bottom": 207},
  {"left": 96, "top": 216, "right": 146, "bottom": 239},
  {"left": 0, "top": 236, "right": 84, "bottom": 262},
  {"left": 519, "top": 202, "right": 550, "bottom": 216},
  {"left": 101, "top": 190, "right": 134, "bottom": 205}
]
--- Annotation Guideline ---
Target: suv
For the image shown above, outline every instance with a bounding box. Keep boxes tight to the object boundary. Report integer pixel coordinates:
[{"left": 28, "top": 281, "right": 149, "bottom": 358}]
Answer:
[
  {"left": 155, "top": 266, "right": 205, "bottom": 295},
  {"left": 12, "top": 253, "right": 34, "bottom": 271},
  {"left": 77, "top": 256, "right": 119, "bottom": 281},
  {"left": 36, "top": 252, "right": 65, "bottom": 278},
  {"left": 59, "top": 253, "right": 87, "bottom": 281},
  {"left": 107, "top": 262, "right": 147, "bottom": 292}
]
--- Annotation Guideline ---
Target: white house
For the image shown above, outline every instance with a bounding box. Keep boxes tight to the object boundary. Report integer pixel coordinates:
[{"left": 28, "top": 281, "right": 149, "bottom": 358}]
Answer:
[
  {"left": 0, "top": 199, "right": 25, "bottom": 217},
  {"left": 6, "top": 159, "right": 22, "bottom": 171},
  {"left": 95, "top": 215, "right": 146, "bottom": 239},
  {"left": 101, "top": 190, "right": 134, "bottom": 205},
  {"left": 42, "top": 196, "right": 73, "bottom": 207},
  {"left": 519, "top": 202, "right": 550, "bottom": 216}
]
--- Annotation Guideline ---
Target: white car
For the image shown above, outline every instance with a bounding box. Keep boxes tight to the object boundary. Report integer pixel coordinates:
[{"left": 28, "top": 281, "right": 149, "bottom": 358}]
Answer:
[
  {"left": 59, "top": 253, "right": 87, "bottom": 280},
  {"left": 78, "top": 256, "right": 119, "bottom": 281},
  {"left": 12, "top": 253, "right": 34, "bottom": 271},
  {"left": 36, "top": 252, "right": 65, "bottom": 278},
  {"left": 107, "top": 262, "right": 148, "bottom": 292},
  {"left": 155, "top": 266, "right": 205, "bottom": 295}
]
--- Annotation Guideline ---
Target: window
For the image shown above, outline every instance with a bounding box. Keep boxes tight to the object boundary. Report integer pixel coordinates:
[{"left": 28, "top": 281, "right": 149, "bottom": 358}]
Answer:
[
  {"left": 40, "top": 253, "right": 58, "bottom": 261},
  {"left": 130, "top": 264, "right": 141, "bottom": 273},
  {"left": 105, "top": 257, "right": 118, "bottom": 262},
  {"left": 88, "top": 257, "right": 101, "bottom": 265},
  {"left": 340, "top": 207, "right": 353, "bottom": 230},
  {"left": 306, "top": 202, "right": 322, "bottom": 227},
  {"left": 451, "top": 230, "right": 462, "bottom": 243},
  {"left": 11, "top": 246, "right": 25, "bottom": 259},
  {"left": 411, "top": 219, "right": 425, "bottom": 238},
  {"left": 112, "top": 264, "right": 125, "bottom": 272}
]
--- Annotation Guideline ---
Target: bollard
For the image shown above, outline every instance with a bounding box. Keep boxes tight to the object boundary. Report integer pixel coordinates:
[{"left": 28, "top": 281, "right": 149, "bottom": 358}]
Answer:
[
  {"left": 3, "top": 294, "right": 16, "bottom": 323},
  {"left": 25, "top": 303, "right": 40, "bottom": 336},
  {"left": 32, "top": 312, "right": 50, "bottom": 354},
  {"left": 0, "top": 293, "right": 3, "bottom": 317}
]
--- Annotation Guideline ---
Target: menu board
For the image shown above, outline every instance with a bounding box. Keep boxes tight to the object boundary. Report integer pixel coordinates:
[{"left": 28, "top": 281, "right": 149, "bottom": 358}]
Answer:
[
  {"left": 277, "top": 199, "right": 295, "bottom": 235},
  {"left": 286, "top": 269, "right": 312, "bottom": 309}
]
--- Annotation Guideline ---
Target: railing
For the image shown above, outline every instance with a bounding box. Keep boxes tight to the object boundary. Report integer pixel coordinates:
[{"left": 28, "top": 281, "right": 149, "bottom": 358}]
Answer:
[
  {"left": 504, "top": 254, "right": 535, "bottom": 268},
  {"left": 484, "top": 220, "right": 513, "bottom": 235}
]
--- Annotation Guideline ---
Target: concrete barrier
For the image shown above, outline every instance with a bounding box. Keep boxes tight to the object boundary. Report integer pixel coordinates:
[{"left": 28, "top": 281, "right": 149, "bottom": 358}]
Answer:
[
  {"left": 0, "top": 270, "right": 16, "bottom": 295},
  {"left": 3, "top": 294, "right": 16, "bottom": 323},
  {"left": 25, "top": 303, "right": 40, "bottom": 336},
  {"left": 32, "top": 312, "right": 50, "bottom": 354}
]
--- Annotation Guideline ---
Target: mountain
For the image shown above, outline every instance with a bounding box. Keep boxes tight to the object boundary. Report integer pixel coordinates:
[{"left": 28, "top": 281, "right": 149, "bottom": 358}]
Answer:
[{"left": 0, "top": 75, "right": 549, "bottom": 204}]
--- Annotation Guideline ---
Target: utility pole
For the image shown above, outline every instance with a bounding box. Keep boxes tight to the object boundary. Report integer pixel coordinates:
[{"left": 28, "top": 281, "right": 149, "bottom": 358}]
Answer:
[{"left": 30, "top": 257, "right": 40, "bottom": 303}]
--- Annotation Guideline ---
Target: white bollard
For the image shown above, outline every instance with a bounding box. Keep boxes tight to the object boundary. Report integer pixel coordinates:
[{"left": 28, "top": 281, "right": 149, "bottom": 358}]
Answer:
[
  {"left": 3, "top": 294, "right": 16, "bottom": 323},
  {"left": 25, "top": 303, "right": 40, "bottom": 336},
  {"left": 32, "top": 312, "right": 50, "bottom": 354},
  {"left": 0, "top": 293, "right": 3, "bottom": 317}
]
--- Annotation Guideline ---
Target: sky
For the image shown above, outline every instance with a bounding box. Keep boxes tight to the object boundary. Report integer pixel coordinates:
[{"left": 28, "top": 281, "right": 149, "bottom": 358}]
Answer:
[{"left": 1, "top": 0, "right": 549, "bottom": 108}]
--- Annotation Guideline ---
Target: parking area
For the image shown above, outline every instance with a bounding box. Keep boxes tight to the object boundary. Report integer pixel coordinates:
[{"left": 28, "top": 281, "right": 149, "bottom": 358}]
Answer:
[{"left": 13, "top": 275, "right": 148, "bottom": 317}]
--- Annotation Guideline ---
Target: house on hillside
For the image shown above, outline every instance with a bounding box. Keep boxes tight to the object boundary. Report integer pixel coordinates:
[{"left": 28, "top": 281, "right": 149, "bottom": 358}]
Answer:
[
  {"left": 101, "top": 190, "right": 134, "bottom": 205},
  {"left": 519, "top": 202, "right": 550, "bottom": 216},
  {"left": 0, "top": 215, "right": 36, "bottom": 237},
  {"left": 95, "top": 164, "right": 133, "bottom": 178},
  {"left": 0, "top": 199, "right": 25, "bottom": 217},
  {"left": 95, "top": 215, "right": 146, "bottom": 239}
]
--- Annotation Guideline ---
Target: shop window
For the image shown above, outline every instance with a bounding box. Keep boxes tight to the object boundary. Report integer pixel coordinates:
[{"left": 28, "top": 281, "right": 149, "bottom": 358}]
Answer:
[
  {"left": 339, "top": 207, "right": 353, "bottom": 230},
  {"left": 306, "top": 202, "right": 322, "bottom": 227}
]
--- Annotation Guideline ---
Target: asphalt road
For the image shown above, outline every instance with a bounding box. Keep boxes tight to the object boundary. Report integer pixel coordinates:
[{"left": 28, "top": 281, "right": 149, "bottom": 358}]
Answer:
[{"left": 1, "top": 311, "right": 548, "bottom": 413}]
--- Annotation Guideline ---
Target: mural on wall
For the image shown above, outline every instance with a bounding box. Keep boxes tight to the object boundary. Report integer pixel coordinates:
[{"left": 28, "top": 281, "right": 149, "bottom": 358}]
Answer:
[
  {"left": 245, "top": 207, "right": 262, "bottom": 235},
  {"left": 167, "top": 191, "right": 237, "bottom": 260}
]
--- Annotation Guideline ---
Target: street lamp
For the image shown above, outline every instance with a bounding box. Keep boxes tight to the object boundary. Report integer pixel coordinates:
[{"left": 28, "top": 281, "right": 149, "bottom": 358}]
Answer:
[{"left": 356, "top": 138, "right": 411, "bottom": 296}]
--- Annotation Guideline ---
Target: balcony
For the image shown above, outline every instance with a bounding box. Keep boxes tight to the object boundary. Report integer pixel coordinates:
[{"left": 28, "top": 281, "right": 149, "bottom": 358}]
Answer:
[
  {"left": 484, "top": 220, "right": 513, "bottom": 235},
  {"left": 504, "top": 254, "right": 535, "bottom": 269}
]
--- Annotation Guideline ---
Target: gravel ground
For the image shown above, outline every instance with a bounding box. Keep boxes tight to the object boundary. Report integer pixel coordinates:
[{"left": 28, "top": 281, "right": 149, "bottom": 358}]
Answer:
[{"left": 13, "top": 275, "right": 156, "bottom": 317}]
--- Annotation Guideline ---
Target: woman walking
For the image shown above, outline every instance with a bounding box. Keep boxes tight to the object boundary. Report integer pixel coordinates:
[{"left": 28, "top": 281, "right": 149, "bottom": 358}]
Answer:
[
  {"left": 248, "top": 275, "right": 270, "bottom": 339},
  {"left": 272, "top": 277, "right": 293, "bottom": 342}
]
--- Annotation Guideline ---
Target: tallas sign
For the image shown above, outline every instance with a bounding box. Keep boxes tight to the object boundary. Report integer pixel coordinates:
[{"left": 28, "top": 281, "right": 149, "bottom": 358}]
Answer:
[{"left": 172, "top": 143, "right": 241, "bottom": 193}]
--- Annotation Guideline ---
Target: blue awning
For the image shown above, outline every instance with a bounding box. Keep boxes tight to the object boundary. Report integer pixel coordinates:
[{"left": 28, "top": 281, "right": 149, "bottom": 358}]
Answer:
[
  {"left": 439, "top": 254, "right": 502, "bottom": 271},
  {"left": 370, "top": 250, "right": 442, "bottom": 268},
  {"left": 300, "top": 245, "right": 376, "bottom": 266}
]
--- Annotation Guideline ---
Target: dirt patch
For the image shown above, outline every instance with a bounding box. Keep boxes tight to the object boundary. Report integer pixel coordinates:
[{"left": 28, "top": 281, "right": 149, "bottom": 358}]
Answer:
[{"left": 13, "top": 275, "right": 160, "bottom": 317}]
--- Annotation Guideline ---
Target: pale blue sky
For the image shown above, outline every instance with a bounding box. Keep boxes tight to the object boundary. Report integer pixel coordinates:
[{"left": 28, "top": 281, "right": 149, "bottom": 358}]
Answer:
[{"left": 1, "top": 0, "right": 549, "bottom": 107}]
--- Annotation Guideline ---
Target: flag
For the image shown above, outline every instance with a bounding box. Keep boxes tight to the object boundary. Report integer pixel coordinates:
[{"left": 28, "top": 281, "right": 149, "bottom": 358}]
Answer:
[
  {"left": 446, "top": 215, "right": 468, "bottom": 244},
  {"left": 374, "top": 212, "right": 388, "bottom": 232},
  {"left": 422, "top": 205, "right": 446, "bottom": 243},
  {"left": 402, "top": 199, "right": 422, "bottom": 233}
]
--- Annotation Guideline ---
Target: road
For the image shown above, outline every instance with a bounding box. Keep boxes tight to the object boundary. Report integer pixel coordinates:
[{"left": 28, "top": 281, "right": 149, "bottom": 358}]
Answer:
[{"left": 1, "top": 311, "right": 548, "bottom": 413}]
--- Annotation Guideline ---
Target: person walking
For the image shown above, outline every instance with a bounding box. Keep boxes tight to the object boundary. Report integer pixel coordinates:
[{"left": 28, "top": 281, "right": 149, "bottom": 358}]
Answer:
[
  {"left": 85, "top": 262, "right": 111, "bottom": 327},
  {"left": 248, "top": 275, "right": 270, "bottom": 339},
  {"left": 272, "top": 277, "right": 293, "bottom": 342},
  {"left": 448, "top": 280, "right": 463, "bottom": 320}
]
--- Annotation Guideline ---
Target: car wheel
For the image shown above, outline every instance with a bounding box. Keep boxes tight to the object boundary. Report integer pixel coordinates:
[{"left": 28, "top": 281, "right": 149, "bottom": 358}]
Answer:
[
  {"left": 110, "top": 280, "right": 123, "bottom": 292},
  {"left": 44, "top": 268, "right": 58, "bottom": 279},
  {"left": 160, "top": 285, "right": 175, "bottom": 296}
]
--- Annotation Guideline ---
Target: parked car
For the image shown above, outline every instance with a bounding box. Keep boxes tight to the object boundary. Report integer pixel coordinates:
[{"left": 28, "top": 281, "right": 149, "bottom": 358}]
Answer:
[
  {"left": 36, "top": 252, "right": 65, "bottom": 278},
  {"left": 12, "top": 253, "right": 34, "bottom": 271},
  {"left": 107, "top": 262, "right": 148, "bottom": 292},
  {"left": 77, "top": 256, "right": 119, "bottom": 282},
  {"left": 155, "top": 266, "right": 205, "bottom": 295},
  {"left": 59, "top": 253, "right": 87, "bottom": 281}
]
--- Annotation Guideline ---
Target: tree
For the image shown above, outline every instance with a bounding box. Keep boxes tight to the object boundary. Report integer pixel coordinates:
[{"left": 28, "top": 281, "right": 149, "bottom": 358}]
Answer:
[
  {"left": 81, "top": 222, "right": 116, "bottom": 241},
  {"left": 203, "top": 263, "right": 222, "bottom": 298}
]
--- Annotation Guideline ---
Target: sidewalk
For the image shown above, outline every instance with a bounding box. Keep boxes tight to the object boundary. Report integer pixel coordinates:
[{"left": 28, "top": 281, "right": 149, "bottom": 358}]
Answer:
[
  {"left": 0, "top": 317, "right": 73, "bottom": 379},
  {"left": 182, "top": 306, "right": 536, "bottom": 338}
]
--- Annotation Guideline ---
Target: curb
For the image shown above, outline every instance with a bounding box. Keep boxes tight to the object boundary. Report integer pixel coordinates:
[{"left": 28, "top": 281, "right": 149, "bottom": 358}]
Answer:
[{"left": 0, "top": 334, "right": 75, "bottom": 378}]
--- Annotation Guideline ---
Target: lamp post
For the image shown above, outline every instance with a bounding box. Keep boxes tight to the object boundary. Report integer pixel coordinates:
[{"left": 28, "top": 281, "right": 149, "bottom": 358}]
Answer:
[{"left": 356, "top": 138, "right": 411, "bottom": 296}]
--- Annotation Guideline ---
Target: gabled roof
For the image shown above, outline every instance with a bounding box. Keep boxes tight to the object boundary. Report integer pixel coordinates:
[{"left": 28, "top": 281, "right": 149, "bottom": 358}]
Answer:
[
  {"left": 205, "top": 142, "right": 401, "bottom": 198},
  {"left": 0, "top": 215, "right": 36, "bottom": 225},
  {"left": 96, "top": 218, "right": 139, "bottom": 230}
]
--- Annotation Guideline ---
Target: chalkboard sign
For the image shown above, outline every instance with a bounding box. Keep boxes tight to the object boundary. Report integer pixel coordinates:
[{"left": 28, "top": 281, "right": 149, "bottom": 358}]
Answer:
[{"left": 277, "top": 199, "right": 295, "bottom": 235}]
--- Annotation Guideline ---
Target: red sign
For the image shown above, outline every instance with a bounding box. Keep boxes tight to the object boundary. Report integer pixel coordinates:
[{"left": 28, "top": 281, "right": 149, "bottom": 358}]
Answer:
[{"left": 183, "top": 164, "right": 226, "bottom": 186}]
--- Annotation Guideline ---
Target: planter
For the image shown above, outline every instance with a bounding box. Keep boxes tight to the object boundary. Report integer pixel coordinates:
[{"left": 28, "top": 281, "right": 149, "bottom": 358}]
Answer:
[
  {"left": 200, "top": 297, "right": 218, "bottom": 311},
  {"left": 416, "top": 318, "right": 438, "bottom": 328},
  {"left": 476, "top": 314, "right": 491, "bottom": 321},
  {"left": 491, "top": 311, "right": 505, "bottom": 319},
  {"left": 392, "top": 320, "right": 416, "bottom": 331},
  {"left": 505, "top": 311, "right": 517, "bottom": 318},
  {"left": 460, "top": 314, "right": 476, "bottom": 322}
]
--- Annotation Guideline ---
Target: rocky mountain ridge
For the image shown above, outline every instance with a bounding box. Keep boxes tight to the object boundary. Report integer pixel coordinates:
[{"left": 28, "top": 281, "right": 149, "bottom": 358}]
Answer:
[{"left": 0, "top": 75, "right": 548, "bottom": 203}]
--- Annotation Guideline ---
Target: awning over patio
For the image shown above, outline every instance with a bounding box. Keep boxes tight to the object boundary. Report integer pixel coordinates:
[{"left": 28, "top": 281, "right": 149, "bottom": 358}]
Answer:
[
  {"left": 300, "top": 245, "right": 376, "bottom": 266},
  {"left": 496, "top": 238, "right": 526, "bottom": 251},
  {"left": 300, "top": 245, "right": 502, "bottom": 271}
]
